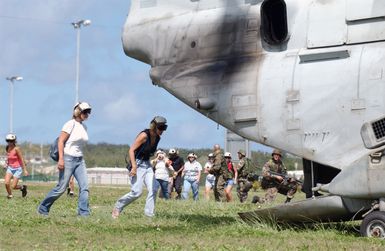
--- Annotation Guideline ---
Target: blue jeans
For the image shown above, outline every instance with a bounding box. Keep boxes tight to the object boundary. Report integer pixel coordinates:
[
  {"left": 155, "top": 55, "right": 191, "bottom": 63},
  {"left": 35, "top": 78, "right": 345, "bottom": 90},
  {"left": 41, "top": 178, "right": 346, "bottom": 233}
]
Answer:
[
  {"left": 154, "top": 179, "right": 169, "bottom": 199},
  {"left": 38, "top": 156, "right": 90, "bottom": 216},
  {"left": 114, "top": 160, "right": 156, "bottom": 217},
  {"left": 182, "top": 178, "right": 199, "bottom": 201}
]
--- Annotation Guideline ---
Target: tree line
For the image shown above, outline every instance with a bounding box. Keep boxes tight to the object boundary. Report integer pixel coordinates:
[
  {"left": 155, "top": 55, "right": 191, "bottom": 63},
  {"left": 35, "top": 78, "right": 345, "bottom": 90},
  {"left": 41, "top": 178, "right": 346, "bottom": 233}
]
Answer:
[{"left": 1, "top": 142, "right": 303, "bottom": 171}]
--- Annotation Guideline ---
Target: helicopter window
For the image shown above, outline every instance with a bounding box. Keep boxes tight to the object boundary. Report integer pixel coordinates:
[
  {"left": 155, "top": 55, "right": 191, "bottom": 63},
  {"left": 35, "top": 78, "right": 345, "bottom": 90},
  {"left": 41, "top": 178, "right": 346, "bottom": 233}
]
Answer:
[{"left": 260, "top": 0, "right": 288, "bottom": 45}]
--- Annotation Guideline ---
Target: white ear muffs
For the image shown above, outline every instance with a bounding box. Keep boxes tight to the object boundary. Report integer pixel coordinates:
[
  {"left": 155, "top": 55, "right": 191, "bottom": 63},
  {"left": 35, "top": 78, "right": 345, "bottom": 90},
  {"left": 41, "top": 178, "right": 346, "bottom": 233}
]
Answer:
[
  {"left": 73, "top": 102, "right": 91, "bottom": 117},
  {"left": 73, "top": 102, "right": 81, "bottom": 110}
]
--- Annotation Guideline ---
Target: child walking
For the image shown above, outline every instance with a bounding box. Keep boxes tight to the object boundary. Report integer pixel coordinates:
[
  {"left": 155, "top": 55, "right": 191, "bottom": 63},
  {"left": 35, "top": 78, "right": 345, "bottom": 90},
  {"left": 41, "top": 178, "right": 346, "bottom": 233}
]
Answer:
[{"left": 4, "top": 133, "right": 28, "bottom": 198}]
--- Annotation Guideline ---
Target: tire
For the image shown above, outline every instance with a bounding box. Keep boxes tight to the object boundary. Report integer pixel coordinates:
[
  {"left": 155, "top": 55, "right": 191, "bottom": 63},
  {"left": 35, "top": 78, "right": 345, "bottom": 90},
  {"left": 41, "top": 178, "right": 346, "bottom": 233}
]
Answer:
[{"left": 360, "top": 211, "right": 385, "bottom": 238}]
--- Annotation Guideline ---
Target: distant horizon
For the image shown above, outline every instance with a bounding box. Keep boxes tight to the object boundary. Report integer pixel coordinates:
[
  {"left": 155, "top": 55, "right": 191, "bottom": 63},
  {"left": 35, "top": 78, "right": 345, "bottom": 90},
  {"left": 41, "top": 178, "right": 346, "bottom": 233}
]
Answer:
[{"left": 0, "top": 140, "right": 272, "bottom": 153}]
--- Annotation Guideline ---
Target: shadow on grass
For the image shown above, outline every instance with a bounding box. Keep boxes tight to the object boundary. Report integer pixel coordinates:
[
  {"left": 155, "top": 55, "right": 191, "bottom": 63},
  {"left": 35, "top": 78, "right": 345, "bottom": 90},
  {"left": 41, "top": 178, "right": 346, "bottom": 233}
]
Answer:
[
  {"left": 294, "top": 222, "right": 361, "bottom": 236},
  {"left": 104, "top": 212, "right": 238, "bottom": 235},
  {"left": 239, "top": 211, "right": 361, "bottom": 237},
  {"left": 162, "top": 211, "right": 237, "bottom": 226}
]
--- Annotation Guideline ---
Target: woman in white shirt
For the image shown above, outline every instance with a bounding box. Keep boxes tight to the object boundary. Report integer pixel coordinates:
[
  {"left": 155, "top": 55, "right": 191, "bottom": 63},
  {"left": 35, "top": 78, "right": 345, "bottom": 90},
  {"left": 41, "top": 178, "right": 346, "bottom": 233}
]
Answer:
[
  {"left": 181, "top": 153, "right": 202, "bottom": 201},
  {"left": 152, "top": 150, "right": 174, "bottom": 199},
  {"left": 38, "top": 102, "right": 92, "bottom": 216}
]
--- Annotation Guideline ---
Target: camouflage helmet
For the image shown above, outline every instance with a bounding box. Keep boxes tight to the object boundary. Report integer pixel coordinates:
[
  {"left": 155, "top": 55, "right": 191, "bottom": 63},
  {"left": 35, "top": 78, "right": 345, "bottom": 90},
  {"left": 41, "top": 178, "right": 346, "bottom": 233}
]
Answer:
[
  {"left": 237, "top": 149, "right": 246, "bottom": 156},
  {"left": 272, "top": 149, "right": 282, "bottom": 157}
]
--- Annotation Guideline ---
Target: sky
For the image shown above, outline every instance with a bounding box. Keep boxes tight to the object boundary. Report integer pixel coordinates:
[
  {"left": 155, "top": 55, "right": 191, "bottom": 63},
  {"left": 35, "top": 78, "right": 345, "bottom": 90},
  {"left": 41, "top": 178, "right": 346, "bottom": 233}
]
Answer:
[{"left": 0, "top": 1, "right": 269, "bottom": 152}]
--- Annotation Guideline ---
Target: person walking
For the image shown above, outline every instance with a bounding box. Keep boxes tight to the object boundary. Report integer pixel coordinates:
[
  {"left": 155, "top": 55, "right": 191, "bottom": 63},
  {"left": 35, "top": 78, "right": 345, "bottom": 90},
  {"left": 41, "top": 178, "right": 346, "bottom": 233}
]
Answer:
[
  {"left": 112, "top": 116, "right": 168, "bottom": 218},
  {"left": 152, "top": 150, "right": 174, "bottom": 199},
  {"left": 67, "top": 176, "right": 75, "bottom": 197},
  {"left": 236, "top": 149, "right": 258, "bottom": 203},
  {"left": 209, "top": 144, "right": 226, "bottom": 202},
  {"left": 168, "top": 148, "right": 184, "bottom": 199},
  {"left": 203, "top": 153, "right": 215, "bottom": 200},
  {"left": 38, "top": 102, "right": 92, "bottom": 216},
  {"left": 181, "top": 153, "right": 202, "bottom": 201},
  {"left": 4, "top": 133, "right": 28, "bottom": 199}
]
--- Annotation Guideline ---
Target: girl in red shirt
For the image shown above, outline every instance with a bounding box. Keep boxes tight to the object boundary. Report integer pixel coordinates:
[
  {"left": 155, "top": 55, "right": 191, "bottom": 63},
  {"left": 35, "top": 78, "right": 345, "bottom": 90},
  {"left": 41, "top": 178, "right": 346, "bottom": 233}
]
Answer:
[{"left": 4, "top": 134, "right": 28, "bottom": 198}]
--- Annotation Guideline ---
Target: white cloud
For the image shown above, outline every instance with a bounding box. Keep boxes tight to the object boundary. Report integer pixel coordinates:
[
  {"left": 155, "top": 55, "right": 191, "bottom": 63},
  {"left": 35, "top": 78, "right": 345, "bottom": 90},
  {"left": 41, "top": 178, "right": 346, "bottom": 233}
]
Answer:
[{"left": 102, "top": 93, "right": 143, "bottom": 122}]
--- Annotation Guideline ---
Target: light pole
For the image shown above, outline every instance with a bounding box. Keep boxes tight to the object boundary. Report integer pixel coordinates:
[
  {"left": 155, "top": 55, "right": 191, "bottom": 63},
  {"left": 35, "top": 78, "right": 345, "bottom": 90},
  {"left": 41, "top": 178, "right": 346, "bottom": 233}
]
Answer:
[
  {"left": 71, "top": 19, "right": 91, "bottom": 103},
  {"left": 6, "top": 76, "right": 23, "bottom": 133}
]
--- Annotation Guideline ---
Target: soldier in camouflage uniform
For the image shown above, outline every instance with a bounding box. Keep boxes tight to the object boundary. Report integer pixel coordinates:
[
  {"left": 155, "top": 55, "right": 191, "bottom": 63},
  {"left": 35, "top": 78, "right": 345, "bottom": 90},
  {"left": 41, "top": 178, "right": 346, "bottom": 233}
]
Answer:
[
  {"left": 208, "top": 144, "right": 227, "bottom": 202},
  {"left": 236, "top": 149, "right": 258, "bottom": 203},
  {"left": 261, "top": 149, "right": 297, "bottom": 203}
]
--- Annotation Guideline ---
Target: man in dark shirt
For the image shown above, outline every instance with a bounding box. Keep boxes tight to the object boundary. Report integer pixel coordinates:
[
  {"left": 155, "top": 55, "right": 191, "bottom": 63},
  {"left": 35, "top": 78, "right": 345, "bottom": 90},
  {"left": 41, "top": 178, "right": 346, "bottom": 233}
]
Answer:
[{"left": 168, "top": 148, "right": 185, "bottom": 199}]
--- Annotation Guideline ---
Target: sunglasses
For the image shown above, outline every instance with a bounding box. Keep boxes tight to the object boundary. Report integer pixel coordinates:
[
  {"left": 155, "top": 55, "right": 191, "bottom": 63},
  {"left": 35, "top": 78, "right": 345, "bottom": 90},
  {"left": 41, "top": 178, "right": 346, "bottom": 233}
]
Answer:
[
  {"left": 157, "top": 124, "right": 168, "bottom": 131},
  {"left": 82, "top": 109, "right": 91, "bottom": 115}
]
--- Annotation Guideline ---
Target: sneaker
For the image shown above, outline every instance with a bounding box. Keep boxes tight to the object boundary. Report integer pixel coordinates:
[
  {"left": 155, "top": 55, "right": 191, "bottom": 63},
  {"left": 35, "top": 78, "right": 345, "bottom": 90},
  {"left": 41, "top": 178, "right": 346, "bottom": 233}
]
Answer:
[
  {"left": 7, "top": 194, "right": 13, "bottom": 199},
  {"left": 37, "top": 205, "right": 49, "bottom": 216},
  {"left": 37, "top": 209, "right": 48, "bottom": 217},
  {"left": 112, "top": 208, "right": 120, "bottom": 219},
  {"left": 21, "top": 185, "right": 28, "bottom": 197},
  {"left": 67, "top": 187, "right": 71, "bottom": 195}
]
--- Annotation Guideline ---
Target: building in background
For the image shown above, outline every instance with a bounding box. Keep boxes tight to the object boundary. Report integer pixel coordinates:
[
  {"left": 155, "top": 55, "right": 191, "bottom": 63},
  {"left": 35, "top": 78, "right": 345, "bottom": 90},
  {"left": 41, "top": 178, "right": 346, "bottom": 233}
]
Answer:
[{"left": 87, "top": 167, "right": 130, "bottom": 185}]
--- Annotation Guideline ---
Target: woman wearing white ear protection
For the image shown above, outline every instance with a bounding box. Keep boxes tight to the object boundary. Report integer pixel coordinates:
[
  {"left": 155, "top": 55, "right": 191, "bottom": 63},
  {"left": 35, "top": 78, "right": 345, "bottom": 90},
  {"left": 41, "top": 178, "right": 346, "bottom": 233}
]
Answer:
[{"left": 38, "top": 102, "right": 92, "bottom": 216}]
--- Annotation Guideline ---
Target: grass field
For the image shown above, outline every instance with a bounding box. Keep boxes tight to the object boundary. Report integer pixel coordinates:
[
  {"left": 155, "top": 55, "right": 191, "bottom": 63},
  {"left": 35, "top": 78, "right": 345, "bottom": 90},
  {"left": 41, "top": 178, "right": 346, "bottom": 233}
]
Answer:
[{"left": 0, "top": 182, "right": 384, "bottom": 251}]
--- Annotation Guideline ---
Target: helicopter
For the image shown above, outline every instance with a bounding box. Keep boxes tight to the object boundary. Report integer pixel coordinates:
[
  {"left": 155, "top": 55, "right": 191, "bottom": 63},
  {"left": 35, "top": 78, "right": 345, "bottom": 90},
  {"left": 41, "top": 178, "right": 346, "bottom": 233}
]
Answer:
[{"left": 121, "top": 0, "right": 385, "bottom": 238}]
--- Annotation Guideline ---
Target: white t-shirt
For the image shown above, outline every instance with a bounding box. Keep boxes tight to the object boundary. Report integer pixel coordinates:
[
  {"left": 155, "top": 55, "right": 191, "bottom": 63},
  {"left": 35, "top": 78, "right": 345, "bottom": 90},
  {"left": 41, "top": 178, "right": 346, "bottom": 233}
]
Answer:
[
  {"left": 184, "top": 160, "right": 202, "bottom": 181},
  {"left": 154, "top": 160, "right": 171, "bottom": 181},
  {"left": 62, "top": 119, "right": 88, "bottom": 157}
]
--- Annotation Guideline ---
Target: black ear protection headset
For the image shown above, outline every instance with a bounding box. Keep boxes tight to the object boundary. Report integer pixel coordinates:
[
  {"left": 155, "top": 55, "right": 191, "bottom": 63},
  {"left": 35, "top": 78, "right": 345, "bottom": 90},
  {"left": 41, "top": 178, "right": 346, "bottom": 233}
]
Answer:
[{"left": 151, "top": 116, "right": 168, "bottom": 131}]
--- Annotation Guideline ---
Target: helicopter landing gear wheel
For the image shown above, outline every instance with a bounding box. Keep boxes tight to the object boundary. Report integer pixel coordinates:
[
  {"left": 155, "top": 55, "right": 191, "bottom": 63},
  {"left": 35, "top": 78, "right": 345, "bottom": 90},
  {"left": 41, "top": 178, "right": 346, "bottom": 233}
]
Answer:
[{"left": 360, "top": 211, "right": 385, "bottom": 238}]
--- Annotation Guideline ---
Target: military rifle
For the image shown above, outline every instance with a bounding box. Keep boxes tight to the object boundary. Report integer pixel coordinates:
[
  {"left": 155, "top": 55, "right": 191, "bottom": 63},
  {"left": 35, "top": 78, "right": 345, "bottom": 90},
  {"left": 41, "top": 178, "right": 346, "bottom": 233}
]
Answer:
[{"left": 268, "top": 170, "right": 303, "bottom": 185}]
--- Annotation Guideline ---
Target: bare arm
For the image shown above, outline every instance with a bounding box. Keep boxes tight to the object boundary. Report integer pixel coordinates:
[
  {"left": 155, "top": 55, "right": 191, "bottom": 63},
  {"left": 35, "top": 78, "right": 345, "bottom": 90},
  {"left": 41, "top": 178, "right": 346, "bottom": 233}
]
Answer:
[
  {"left": 15, "top": 147, "right": 28, "bottom": 176},
  {"left": 233, "top": 164, "right": 238, "bottom": 183},
  {"left": 128, "top": 132, "right": 147, "bottom": 176},
  {"left": 196, "top": 169, "right": 201, "bottom": 182},
  {"left": 178, "top": 165, "right": 185, "bottom": 175}
]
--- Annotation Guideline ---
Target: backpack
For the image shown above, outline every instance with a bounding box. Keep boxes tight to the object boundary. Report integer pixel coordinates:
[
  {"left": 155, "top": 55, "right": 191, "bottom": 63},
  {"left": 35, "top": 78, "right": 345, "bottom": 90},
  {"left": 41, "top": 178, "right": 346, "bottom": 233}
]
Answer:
[
  {"left": 49, "top": 137, "right": 60, "bottom": 162},
  {"left": 49, "top": 121, "right": 76, "bottom": 162}
]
